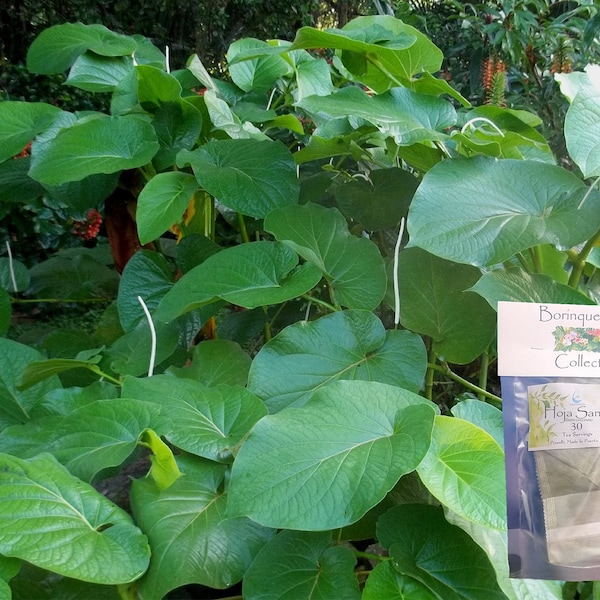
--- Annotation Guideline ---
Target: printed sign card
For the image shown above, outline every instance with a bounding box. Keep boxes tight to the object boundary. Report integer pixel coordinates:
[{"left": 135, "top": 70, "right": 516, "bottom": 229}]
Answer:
[{"left": 498, "top": 301, "right": 600, "bottom": 377}]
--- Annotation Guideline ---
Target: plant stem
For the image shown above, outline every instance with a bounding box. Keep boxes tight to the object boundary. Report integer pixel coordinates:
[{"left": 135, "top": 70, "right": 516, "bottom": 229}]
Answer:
[
  {"left": 353, "top": 550, "right": 390, "bottom": 562},
  {"left": 515, "top": 252, "right": 531, "bottom": 271},
  {"left": 301, "top": 293, "right": 339, "bottom": 313},
  {"left": 529, "top": 245, "right": 542, "bottom": 273},
  {"left": 568, "top": 226, "right": 600, "bottom": 288},
  {"left": 429, "top": 361, "right": 502, "bottom": 405},
  {"left": 366, "top": 56, "right": 405, "bottom": 87},
  {"left": 424, "top": 346, "right": 437, "bottom": 401},
  {"left": 237, "top": 212, "right": 250, "bottom": 244},
  {"left": 477, "top": 350, "right": 490, "bottom": 402},
  {"left": 89, "top": 366, "right": 122, "bottom": 386}
]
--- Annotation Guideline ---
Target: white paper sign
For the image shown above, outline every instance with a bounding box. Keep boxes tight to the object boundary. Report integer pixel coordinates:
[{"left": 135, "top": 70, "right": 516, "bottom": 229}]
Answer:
[{"left": 498, "top": 301, "right": 600, "bottom": 377}]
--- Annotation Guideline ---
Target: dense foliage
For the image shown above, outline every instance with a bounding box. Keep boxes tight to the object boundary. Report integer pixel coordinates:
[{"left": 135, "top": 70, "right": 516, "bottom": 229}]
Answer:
[{"left": 0, "top": 9, "right": 600, "bottom": 600}]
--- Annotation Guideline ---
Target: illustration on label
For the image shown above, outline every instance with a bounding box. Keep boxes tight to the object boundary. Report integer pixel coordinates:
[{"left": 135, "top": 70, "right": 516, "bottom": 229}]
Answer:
[
  {"left": 528, "top": 383, "right": 600, "bottom": 450},
  {"left": 553, "top": 327, "right": 600, "bottom": 353}
]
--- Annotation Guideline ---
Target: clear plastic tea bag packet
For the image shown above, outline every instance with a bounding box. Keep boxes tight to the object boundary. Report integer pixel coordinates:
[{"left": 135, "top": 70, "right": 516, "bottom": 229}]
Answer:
[
  {"left": 535, "top": 446, "right": 600, "bottom": 567},
  {"left": 499, "top": 302, "right": 600, "bottom": 580}
]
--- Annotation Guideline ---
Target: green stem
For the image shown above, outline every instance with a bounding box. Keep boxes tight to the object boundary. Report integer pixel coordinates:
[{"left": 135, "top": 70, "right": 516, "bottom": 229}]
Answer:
[
  {"left": 237, "top": 212, "right": 250, "bottom": 244},
  {"left": 89, "top": 365, "right": 122, "bottom": 386},
  {"left": 477, "top": 350, "right": 490, "bottom": 402},
  {"left": 529, "top": 245, "right": 542, "bottom": 274},
  {"left": 301, "top": 293, "right": 339, "bottom": 313},
  {"left": 352, "top": 550, "right": 390, "bottom": 562},
  {"left": 424, "top": 346, "right": 437, "bottom": 402},
  {"left": 366, "top": 56, "right": 405, "bottom": 87},
  {"left": 568, "top": 226, "right": 600, "bottom": 288},
  {"left": 429, "top": 361, "right": 502, "bottom": 405},
  {"left": 515, "top": 252, "right": 531, "bottom": 272}
]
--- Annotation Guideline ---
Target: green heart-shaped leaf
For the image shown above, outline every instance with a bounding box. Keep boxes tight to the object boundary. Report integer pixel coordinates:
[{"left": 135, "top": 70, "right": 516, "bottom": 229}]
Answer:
[
  {"left": 243, "top": 530, "right": 360, "bottom": 600},
  {"left": 377, "top": 504, "right": 506, "bottom": 600},
  {"left": 0, "top": 398, "right": 161, "bottom": 482},
  {"left": 156, "top": 241, "right": 322, "bottom": 321},
  {"left": 407, "top": 156, "right": 600, "bottom": 266},
  {"left": 178, "top": 139, "right": 298, "bottom": 218},
  {"left": 558, "top": 65, "right": 600, "bottom": 178},
  {"left": 0, "top": 102, "right": 61, "bottom": 162},
  {"left": 265, "top": 203, "right": 386, "bottom": 309},
  {"left": 417, "top": 416, "right": 506, "bottom": 530},
  {"left": 398, "top": 247, "right": 496, "bottom": 364},
  {"left": 227, "top": 380, "right": 435, "bottom": 530},
  {"left": 297, "top": 86, "right": 455, "bottom": 145},
  {"left": 0, "top": 453, "right": 149, "bottom": 584},
  {"left": 248, "top": 310, "right": 427, "bottom": 412},
  {"left": 131, "top": 455, "right": 272, "bottom": 598},
  {"left": 470, "top": 268, "right": 595, "bottom": 309},
  {"left": 26, "top": 23, "right": 137, "bottom": 74},
  {"left": 122, "top": 375, "right": 266, "bottom": 462},
  {"left": 29, "top": 115, "right": 159, "bottom": 185},
  {"left": 136, "top": 173, "right": 198, "bottom": 245}
]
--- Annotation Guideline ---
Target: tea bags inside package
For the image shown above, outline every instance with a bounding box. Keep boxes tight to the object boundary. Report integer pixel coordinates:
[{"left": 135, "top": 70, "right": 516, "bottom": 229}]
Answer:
[{"left": 535, "top": 447, "right": 600, "bottom": 567}]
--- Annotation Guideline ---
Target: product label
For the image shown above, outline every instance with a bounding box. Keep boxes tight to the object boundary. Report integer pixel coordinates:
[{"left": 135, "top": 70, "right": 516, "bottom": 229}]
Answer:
[
  {"left": 498, "top": 301, "right": 600, "bottom": 377},
  {"left": 528, "top": 382, "right": 600, "bottom": 450}
]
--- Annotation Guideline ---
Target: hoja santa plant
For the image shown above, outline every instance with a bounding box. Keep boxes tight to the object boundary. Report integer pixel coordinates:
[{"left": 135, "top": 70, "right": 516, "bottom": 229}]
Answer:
[{"left": 0, "top": 15, "right": 599, "bottom": 600}]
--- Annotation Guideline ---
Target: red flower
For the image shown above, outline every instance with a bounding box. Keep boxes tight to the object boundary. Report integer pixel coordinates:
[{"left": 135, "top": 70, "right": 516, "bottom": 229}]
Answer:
[{"left": 72, "top": 209, "right": 103, "bottom": 240}]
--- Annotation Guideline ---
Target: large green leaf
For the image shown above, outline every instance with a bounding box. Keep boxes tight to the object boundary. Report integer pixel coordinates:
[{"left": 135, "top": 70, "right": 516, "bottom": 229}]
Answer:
[
  {"left": 557, "top": 65, "right": 600, "bottom": 178},
  {"left": 398, "top": 248, "right": 496, "bottom": 364},
  {"left": 28, "top": 380, "right": 118, "bottom": 419},
  {"left": 0, "top": 453, "right": 149, "bottom": 584},
  {"left": 156, "top": 241, "right": 322, "bottom": 321},
  {"left": 29, "top": 115, "right": 159, "bottom": 186},
  {"left": 44, "top": 172, "right": 119, "bottom": 212},
  {"left": 333, "top": 167, "right": 418, "bottom": 230},
  {"left": 136, "top": 66, "right": 202, "bottom": 170},
  {"left": 291, "top": 50, "right": 334, "bottom": 100},
  {"left": 26, "top": 23, "right": 137, "bottom": 74},
  {"left": 265, "top": 203, "right": 387, "bottom": 309},
  {"left": 451, "top": 399, "right": 504, "bottom": 449},
  {"left": 18, "top": 356, "right": 105, "bottom": 390},
  {"left": 377, "top": 504, "right": 506, "bottom": 600},
  {"left": 178, "top": 139, "right": 298, "bottom": 219},
  {"left": 0, "top": 339, "right": 61, "bottom": 429},
  {"left": 105, "top": 320, "right": 180, "bottom": 377},
  {"left": 290, "top": 16, "right": 442, "bottom": 91},
  {"left": 0, "top": 102, "right": 61, "bottom": 163},
  {"left": 169, "top": 339, "right": 252, "bottom": 387},
  {"left": 117, "top": 250, "right": 174, "bottom": 332},
  {"left": 0, "top": 157, "right": 44, "bottom": 204},
  {"left": 227, "top": 380, "right": 436, "bottom": 530},
  {"left": 227, "top": 38, "right": 290, "bottom": 93},
  {"left": 122, "top": 375, "right": 266, "bottom": 462},
  {"left": 248, "top": 310, "right": 427, "bottom": 412},
  {"left": 470, "top": 268, "right": 595, "bottom": 309},
  {"left": 0, "top": 398, "right": 160, "bottom": 482},
  {"left": 0, "top": 258, "right": 29, "bottom": 293},
  {"left": 130, "top": 455, "right": 272, "bottom": 599},
  {"left": 243, "top": 530, "right": 360, "bottom": 600},
  {"left": 416, "top": 416, "right": 506, "bottom": 530},
  {"left": 445, "top": 509, "right": 562, "bottom": 600},
  {"left": 66, "top": 52, "right": 134, "bottom": 92},
  {"left": 297, "top": 86, "right": 455, "bottom": 145},
  {"left": 362, "top": 561, "right": 437, "bottom": 600},
  {"left": 9, "top": 568, "right": 123, "bottom": 600},
  {"left": 407, "top": 156, "right": 600, "bottom": 266},
  {"left": 27, "top": 253, "right": 119, "bottom": 300},
  {"left": 136, "top": 173, "right": 198, "bottom": 245}
]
